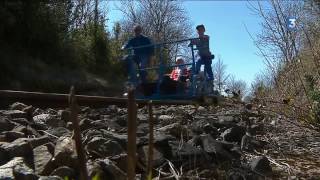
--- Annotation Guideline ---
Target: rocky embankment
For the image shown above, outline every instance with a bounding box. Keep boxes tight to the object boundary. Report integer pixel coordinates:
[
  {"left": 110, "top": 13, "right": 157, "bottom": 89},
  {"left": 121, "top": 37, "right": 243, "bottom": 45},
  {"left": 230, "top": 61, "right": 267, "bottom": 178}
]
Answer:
[{"left": 0, "top": 101, "right": 319, "bottom": 179}]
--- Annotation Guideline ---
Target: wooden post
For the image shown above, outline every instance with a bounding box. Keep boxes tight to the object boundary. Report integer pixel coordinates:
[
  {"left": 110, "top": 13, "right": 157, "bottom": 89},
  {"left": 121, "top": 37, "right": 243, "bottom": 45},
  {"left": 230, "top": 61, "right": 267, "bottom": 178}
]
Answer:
[
  {"left": 147, "top": 101, "right": 154, "bottom": 179},
  {"left": 127, "top": 89, "right": 137, "bottom": 180},
  {"left": 69, "top": 86, "right": 88, "bottom": 180}
]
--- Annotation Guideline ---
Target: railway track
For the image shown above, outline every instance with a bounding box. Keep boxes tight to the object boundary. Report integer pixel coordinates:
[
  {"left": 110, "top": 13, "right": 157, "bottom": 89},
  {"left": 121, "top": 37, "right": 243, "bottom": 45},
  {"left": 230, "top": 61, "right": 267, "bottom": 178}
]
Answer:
[
  {"left": 0, "top": 90, "right": 196, "bottom": 108},
  {"left": 0, "top": 89, "right": 197, "bottom": 179}
]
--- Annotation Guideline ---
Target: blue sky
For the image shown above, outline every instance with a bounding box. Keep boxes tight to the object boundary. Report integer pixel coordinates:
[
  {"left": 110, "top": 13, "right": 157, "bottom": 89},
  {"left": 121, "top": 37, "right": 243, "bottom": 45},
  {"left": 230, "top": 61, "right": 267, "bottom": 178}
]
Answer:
[{"left": 106, "top": 1, "right": 266, "bottom": 85}]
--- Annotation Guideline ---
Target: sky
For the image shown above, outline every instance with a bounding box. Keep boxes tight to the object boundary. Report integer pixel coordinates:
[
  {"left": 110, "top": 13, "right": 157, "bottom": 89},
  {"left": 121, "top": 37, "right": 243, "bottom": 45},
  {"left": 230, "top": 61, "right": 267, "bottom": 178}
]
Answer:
[{"left": 106, "top": 1, "right": 267, "bottom": 85}]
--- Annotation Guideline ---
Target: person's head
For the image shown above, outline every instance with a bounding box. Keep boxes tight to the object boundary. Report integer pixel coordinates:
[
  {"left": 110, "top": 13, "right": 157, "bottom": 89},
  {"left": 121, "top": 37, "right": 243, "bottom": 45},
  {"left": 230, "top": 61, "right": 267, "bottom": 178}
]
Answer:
[
  {"left": 196, "top": 24, "right": 205, "bottom": 36},
  {"left": 133, "top": 25, "right": 142, "bottom": 37},
  {"left": 175, "top": 57, "right": 185, "bottom": 65}
]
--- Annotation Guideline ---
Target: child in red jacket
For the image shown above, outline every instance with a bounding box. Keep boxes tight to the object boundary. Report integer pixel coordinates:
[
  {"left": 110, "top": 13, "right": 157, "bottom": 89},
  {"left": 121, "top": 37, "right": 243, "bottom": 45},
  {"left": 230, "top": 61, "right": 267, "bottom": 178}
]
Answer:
[{"left": 170, "top": 57, "right": 188, "bottom": 81}]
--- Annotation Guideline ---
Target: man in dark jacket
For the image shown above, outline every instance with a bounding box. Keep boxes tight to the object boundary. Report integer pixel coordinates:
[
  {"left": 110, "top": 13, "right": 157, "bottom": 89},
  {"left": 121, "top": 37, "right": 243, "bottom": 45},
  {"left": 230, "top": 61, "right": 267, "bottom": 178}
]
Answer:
[{"left": 122, "top": 25, "right": 154, "bottom": 85}]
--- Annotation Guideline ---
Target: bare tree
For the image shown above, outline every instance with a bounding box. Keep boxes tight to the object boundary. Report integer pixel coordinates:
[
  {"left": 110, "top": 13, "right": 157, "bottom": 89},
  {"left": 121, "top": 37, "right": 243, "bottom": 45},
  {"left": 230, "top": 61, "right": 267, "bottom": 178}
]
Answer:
[
  {"left": 227, "top": 75, "right": 247, "bottom": 98},
  {"left": 247, "top": 0, "right": 305, "bottom": 63},
  {"left": 117, "top": 0, "right": 193, "bottom": 64},
  {"left": 213, "top": 55, "right": 229, "bottom": 93},
  {"left": 68, "top": 0, "right": 108, "bottom": 32},
  {"left": 249, "top": 70, "right": 274, "bottom": 100},
  {"left": 248, "top": 0, "right": 320, "bottom": 121},
  {"left": 247, "top": 0, "right": 313, "bottom": 102}
]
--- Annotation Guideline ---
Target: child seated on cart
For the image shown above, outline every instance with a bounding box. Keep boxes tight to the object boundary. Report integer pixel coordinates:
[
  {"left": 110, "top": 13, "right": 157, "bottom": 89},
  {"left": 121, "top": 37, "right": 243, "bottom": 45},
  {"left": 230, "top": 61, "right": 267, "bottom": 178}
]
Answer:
[
  {"left": 159, "top": 57, "right": 190, "bottom": 94},
  {"left": 170, "top": 57, "right": 189, "bottom": 82}
]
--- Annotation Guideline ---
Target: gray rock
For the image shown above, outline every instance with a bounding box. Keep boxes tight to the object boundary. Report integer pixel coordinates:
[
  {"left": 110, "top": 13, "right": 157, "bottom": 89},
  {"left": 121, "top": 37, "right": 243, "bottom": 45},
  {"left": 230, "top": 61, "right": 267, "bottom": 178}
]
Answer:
[
  {"left": 191, "top": 119, "right": 208, "bottom": 135},
  {"left": 11, "top": 118, "right": 30, "bottom": 126},
  {"left": 158, "top": 115, "right": 174, "bottom": 121},
  {"left": 169, "top": 141, "right": 210, "bottom": 168},
  {"left": 212, "top": 116, "right": 237, "bottom": 129},
  {"left": 38, "top": 176, "right": 63, "bottom": 180},
  {"left": 137, "top": 123, "right": 149, "bottom": 137},
  {"left": 137, "top": 114, "right": 148, "bottom": 123},
  {"left": 58, "top": 110, "right": 70, "bottom": 123},
  {"left": 66, "top": 122, "right": 73, "bottom": 130},
  {"left": 105, "top": 120, "right": 122, "bottom": 131},
  {"left": 2, "top": 131, "right": 25, "bottom": 142},
  {"left": 33, "top": 108, "right": 43, "bottom": 116},
  {"left": 0, "top": 135, "right": 5, "bottom": 141},
  {"left": 50, "top": 166, "right": 75, "bottom": 179},
  {"left": 33, "top": 114, "right": 65, "bottom": 128},
  {"left": 203, "top": 123, "right": 219, "bottom": 138},
  {"left": 170, "top": 141, "right": 203, "bottom": 158},
  {"left": 82, "top": 129, "right": 103, "bottom": 144},
  {"left": 31, "top": 122, "right": 49, "bottom": 131},
  {"left": 45, "top": 127, "right": 71, "bottom": 138},
  {"left": 0, "top": 146, "right": 9, "bottom": 165},
  {"left": 221, "top": 126, "right": 246, "bottom": 143},
  {"left": 226, "top": 169, "right": 247, "bottom": 180},
  {"left": 79, "top": 118, "right": 94, "bottom": 131},
  {"left": 13, "top": 159, "right": 39, "bottom": 180},
  {"left": 197, "top": 106, "right": 206, "bottom": 112},
  {"left": 87, "top": 160, "right": 105, "bottom": 179},
  {"left": 81, "top": 107, "right": 91, "bottom": 113},
  {"left": 144, "top": 133, "right": 174, "bottom": 159},
  {"left": 44, "top": 143, "right": 55, "bottom": 155},
  {"left": 2, "top": 110, "right": 27, "bottom": 119},
  {"left": 97, "top": 158, "right": 126, "bottom": 180},
  {"left": 153, "top": 132, "right": 174, "bottom": 146},
  {"left": 165, "top": 106, "right": 177, "bottom": 114},
  {"left": 241, "top": 134, "right": 267, "bottom": 152},
  {"left": 250, "top": 156, "right": 272, "bottom": 176},
  {"left": 0, "top": 157, "right": 32, "bottom": 180},
  {"left": 218, "top": 115, "right": 236, "bottom": 123},
  {"left": 87, "top": 112, "right": 100, "bottom": 120},
  {"left": 0, "top": 117, "right": 15, "bottom": 132},
  {"left": 33, "top": 145, "right": 54, "bottom": 175},
  {"left": 33, "top": 114, "right": 50, "bottom": 124},
  {"left": 10, "top": 102, "right": 28, "bottom": 111},
  {"left": 52, "top": 137, "right": 77, "bottom": 169},
  {"left": 158, "top": 123, "right": 188, "bottom": 138},
  {"left": 1, "top": 138, "right": 32, "bottom": 158},
  {"left": 87, "top": 158, "right": 127, "bottom": 179},
  {"left": 241, "top": 134, "right": 253, "bottom": 151},
  {"left": 188, "top": 135, "right": 202, "bottom": 147},
  {"left": 12, "top": 125, "right": 40, "bottom": 137},
  {"left": 86, "top": 137, "right": 124, "bottom": 158},
  {"left": 138, "top": 146, "right": 165, "bottom": 168},
  {"left": 109, "top": 153, "right": 128, "bottom": 172},
  {"left": 200, "top": 135, "right": 240, "bottom": 162},
  {"left": 90, "top": 120, "right": 110, "bottom": 131},
  {"left": 22, "top": 105, "right": 34, "bottom": 121},
  {"left": 115, "top": 115, "right": 127, "bottom": 127},
  {"left": 101, "top": 130, "right": 129, "bottom": 148},
  {"left": 250, "top": 124, "right": 264, "bottom": 135},
  {"left": 45, "top": 109, "right": 57, "bottom": 115}
]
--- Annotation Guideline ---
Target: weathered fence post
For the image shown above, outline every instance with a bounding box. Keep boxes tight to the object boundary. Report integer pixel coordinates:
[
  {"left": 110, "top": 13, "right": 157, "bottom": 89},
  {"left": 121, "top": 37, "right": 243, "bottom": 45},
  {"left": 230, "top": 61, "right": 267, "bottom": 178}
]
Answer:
[
  {"left": 147, "top": 101, "right": 154, "bottom": 179},
  {"left": 127, "top": 89, "right": 137, "bottom": 180},
  {"left": 69, "top": 86, "right": 88, "bottom": 180}
]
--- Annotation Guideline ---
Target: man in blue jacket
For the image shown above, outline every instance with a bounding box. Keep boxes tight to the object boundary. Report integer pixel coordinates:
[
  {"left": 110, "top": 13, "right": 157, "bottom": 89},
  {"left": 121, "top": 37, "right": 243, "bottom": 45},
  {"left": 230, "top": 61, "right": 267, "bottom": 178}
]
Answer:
[{"left": 122, "top": 25, "right": 154, "bottom": 85}]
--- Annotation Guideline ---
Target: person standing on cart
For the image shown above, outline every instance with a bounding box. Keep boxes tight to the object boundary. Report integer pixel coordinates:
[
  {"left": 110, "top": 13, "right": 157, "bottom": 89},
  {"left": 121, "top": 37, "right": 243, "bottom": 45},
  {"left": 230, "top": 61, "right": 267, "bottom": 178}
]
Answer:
[
  {"left": 122, "top": 25, "right": 154, "bottom": 85},
  {"left": 190, "top": 24, "right": 214, "bottom": 81}
]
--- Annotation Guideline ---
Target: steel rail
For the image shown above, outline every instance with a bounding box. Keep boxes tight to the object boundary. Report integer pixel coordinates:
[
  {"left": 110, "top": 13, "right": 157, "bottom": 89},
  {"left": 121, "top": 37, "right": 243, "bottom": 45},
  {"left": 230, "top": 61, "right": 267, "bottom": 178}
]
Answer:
[
  {"left": 137, "top": 63, "right": 193, "bottom": 71},
  {"left": 124, "top": 37, "right": 199, "bottom": 50},
  {"left": 0, "top": 90, "right": 195, "bottom": 107}
]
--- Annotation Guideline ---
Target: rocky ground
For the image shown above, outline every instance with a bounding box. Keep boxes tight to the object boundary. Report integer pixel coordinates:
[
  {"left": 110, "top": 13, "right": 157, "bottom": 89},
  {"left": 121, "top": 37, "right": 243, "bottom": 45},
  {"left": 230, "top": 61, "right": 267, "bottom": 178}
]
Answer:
[{"left": 0, "top": 100, "right": 319, "bottom": 180}]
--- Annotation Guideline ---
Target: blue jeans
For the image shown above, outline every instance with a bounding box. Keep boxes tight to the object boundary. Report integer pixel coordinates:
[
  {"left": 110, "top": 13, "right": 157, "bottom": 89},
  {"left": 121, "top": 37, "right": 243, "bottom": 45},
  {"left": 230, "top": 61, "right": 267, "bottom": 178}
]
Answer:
[
  {"left": 126, "top": 54, "right": 150, "bottom": 84},
  {"left": 196, "top": 56, "right": 213, "bottom": 80}
]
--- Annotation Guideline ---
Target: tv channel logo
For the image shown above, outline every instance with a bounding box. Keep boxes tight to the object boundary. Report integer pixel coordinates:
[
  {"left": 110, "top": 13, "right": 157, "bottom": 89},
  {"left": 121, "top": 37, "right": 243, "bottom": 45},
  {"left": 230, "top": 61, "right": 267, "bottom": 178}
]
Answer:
[{"left": 287, "top": 17, "right": 297, "bottom": 30}]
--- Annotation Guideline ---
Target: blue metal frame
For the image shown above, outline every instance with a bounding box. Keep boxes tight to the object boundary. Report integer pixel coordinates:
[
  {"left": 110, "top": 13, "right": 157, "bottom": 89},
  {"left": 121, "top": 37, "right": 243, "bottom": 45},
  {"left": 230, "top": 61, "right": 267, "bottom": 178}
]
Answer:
[{"left": 125, "top": 38, "right": 211, "bottom": 100}]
